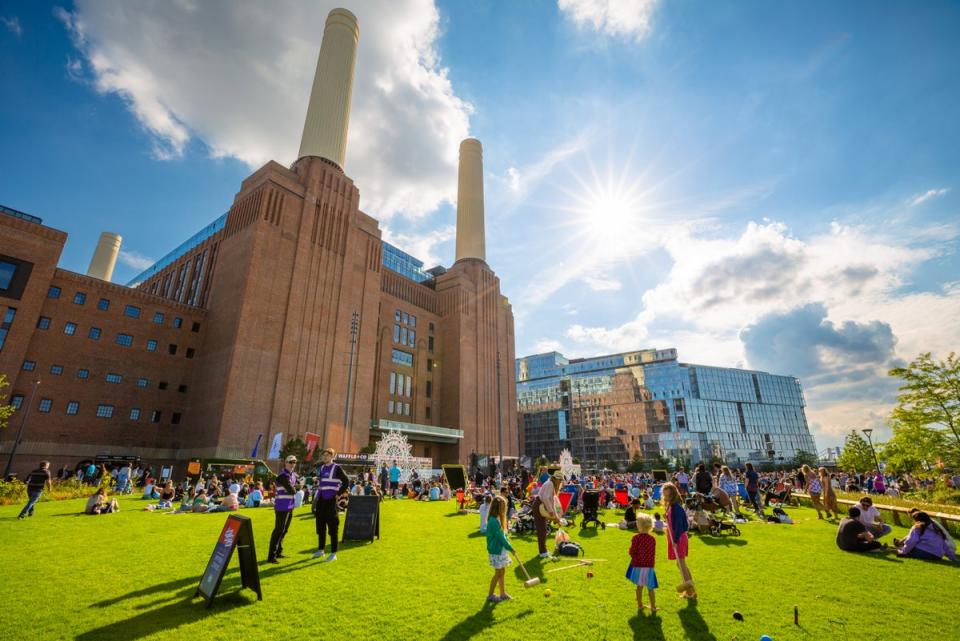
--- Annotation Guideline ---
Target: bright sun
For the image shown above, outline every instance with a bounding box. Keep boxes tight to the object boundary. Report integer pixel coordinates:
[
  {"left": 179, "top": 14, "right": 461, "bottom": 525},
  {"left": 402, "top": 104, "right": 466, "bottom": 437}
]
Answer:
[{"left": 580, "top": 190, "right": 644, "bottom": 248}]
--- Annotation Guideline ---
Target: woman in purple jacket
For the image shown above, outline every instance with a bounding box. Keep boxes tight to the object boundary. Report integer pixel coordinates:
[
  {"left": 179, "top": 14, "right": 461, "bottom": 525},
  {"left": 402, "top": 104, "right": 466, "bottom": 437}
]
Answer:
[{"left": 896, "top": 512, "right": 956, "bottom": 562}]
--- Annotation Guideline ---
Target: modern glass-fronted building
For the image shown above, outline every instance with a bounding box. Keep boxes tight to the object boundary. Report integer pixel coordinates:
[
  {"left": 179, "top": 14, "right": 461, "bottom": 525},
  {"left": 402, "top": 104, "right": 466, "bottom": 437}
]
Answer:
[{"left": 516, "top": 348, "right": 817, "bottom": 468}]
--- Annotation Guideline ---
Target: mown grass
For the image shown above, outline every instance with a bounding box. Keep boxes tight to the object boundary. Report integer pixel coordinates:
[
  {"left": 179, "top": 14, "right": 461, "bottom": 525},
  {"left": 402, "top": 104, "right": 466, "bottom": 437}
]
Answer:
[{"left": 1, "top": 496, "right": 956, "bottom": 641}]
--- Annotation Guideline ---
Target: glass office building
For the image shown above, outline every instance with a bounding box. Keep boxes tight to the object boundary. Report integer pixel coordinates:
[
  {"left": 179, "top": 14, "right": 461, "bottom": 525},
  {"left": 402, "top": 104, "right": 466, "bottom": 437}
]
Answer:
[{"left": 516, "top": 348, "right": 817, "bottom": 468}]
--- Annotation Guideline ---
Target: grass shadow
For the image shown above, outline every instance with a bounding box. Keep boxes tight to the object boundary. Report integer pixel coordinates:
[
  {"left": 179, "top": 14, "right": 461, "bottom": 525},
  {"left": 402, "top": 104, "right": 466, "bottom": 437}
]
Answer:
[
  {"left": 437, "top": 603, "right": 534, "bottom": 641},
  {"left": 696, "top": 536, "right": 748, "bottom": 546},
  {"left": 677, "top": 599, "right": 718, "bottom": 641},
  {"left": 77, "top": 591, "right": 251, "bottom": 641},
  {"left": 629, "top": 611, "right": 666, "bottom": 641},
  {"left": 578, "top": 527, "right": 600, "bottom": 538},
  {"left": 467, "top": 530, "right": 485, "bottom": 538}
]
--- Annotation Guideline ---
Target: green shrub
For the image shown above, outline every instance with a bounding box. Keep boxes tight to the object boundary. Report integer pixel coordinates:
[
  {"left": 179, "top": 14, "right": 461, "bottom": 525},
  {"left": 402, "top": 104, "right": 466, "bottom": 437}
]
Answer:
[{"left": 0, "top": 478, "right": 98, "bottom": 506}]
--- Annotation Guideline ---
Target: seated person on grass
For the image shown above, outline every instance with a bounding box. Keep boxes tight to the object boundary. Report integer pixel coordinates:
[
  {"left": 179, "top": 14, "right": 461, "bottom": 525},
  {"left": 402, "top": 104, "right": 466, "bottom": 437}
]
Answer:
[
  {"left": 191, "top": 489, "right": 211, "bottom": 513},
  {"left": 245, "top": 482, "right": 264, "bottom": 508},
  {"left": 619, "top": 499, "right": 641, "bottom": 530},
  {"left": 652, "top": 512, "right": 665, "bottom": 534},
  {"left": 642, "top": 492, "right": 655, "bottom": 510},
  {"left": 836, "top": 507, "right": 883, "bottom": 553},
  {"left": 856, "top": 496, "right": 892, "bottom": 539},
  {"left": 895, "top": 512, "right": 957, "bottom": 562},
  {"left": 85, "top": 488, "right": 119, "bottom": 515}
]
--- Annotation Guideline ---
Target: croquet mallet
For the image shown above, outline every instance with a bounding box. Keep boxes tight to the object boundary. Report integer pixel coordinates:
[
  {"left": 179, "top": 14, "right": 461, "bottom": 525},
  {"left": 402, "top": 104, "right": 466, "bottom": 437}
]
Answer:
[{"left": 514, "top": 552, "right": 541, "bottom": 588}]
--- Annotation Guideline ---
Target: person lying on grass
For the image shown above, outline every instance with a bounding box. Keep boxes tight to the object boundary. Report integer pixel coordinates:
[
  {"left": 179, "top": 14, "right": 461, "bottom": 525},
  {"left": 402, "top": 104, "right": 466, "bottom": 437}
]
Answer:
[{"left": 895, "top": 512, "right": 957, "bottom": 562}]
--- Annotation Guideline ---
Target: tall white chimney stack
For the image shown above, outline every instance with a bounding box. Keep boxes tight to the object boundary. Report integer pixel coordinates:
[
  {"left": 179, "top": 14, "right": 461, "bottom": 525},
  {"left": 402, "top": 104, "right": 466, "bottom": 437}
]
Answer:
[
  {"left": 298, "top": 8, "right": 360, "bottom": 169},
  {"left": 455, "top": 138, "right": 486, "bottom": 262},
  {"left": 86, "top": 232, "right": 122, "bottom": 282}
]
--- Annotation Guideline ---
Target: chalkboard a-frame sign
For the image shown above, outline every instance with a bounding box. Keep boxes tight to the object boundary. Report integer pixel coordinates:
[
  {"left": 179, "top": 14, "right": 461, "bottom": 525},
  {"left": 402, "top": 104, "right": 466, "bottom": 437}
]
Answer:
[
  {"left": 196, "top": 514, "right": 262, "bottom": 608},
  {"left": 342, "top": 495, "right": 380, "bottom": 543}
]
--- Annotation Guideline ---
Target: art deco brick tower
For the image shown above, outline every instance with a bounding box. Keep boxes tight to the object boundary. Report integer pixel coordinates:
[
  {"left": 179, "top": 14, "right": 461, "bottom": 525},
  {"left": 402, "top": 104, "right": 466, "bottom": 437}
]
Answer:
[
  {"left": 188, "top": 8, "right": 382, "bottom": 457},
  {"left": 436, "top": 139, "right": 518, "bottom": 465}
]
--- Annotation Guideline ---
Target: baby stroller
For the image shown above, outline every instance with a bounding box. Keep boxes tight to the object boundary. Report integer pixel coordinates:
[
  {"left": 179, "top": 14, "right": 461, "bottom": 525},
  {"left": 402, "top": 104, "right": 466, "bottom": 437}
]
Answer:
[
  {"left": 580, "top": 490, "right": 605, "bottom": 530},
  {"left": 708, "top": 513, "right": 741, "bottom": 536},
  {"left": 511, "top": 502, "right": 539, "bottom": 535}
]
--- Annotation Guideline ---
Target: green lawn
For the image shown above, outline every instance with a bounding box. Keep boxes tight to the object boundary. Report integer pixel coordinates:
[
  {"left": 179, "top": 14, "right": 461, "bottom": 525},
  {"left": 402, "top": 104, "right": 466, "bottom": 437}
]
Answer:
[{"left": 1, "top": 496, "right": 956, "bottom": 641}]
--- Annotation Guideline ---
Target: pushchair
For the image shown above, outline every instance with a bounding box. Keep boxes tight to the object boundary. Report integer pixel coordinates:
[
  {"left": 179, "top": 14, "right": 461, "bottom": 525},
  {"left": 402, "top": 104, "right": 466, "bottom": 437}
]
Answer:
[{"left": 579, "top": 489, "right": 605, "bottom": 530}]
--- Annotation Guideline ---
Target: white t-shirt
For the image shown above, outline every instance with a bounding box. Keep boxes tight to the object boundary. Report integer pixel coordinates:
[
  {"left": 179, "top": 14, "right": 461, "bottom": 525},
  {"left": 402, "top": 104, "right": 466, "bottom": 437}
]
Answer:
[
  {"left": 479, "top": 502, "right": 490, "bottom": 531},
  {"left": 858, "top": 504, "right": 881, "bottom": 526}
]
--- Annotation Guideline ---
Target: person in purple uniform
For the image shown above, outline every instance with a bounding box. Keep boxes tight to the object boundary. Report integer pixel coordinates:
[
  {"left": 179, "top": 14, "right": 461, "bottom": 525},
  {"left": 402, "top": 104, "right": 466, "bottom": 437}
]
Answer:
[
  {"left": 267, "top": 455, "right": 299, "bottom": 564},
  {"left": 312, "top": 448, "right": 350, "bottom": 562}
]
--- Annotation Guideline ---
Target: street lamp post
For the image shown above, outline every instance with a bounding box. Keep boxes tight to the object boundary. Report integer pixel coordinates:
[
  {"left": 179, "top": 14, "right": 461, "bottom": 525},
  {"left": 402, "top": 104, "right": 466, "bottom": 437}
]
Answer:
[
  {"left": 3, "top": 380, "right": 40, "bottom": 479},
  {"left": 861, "top": 428, "right": 882, "bottom": 478}
]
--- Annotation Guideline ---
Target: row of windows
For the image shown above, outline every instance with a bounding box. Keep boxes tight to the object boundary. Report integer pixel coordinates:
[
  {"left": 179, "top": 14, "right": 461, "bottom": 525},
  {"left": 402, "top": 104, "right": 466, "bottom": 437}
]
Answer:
[
  {"left": 18, "top": 362, "right": 188, "bottom": 392},
  {"left": 391, "top": 348, "right": 413, "bottom": 367},
  {"left": 32, "top": 318, "right": 196, "bottom": 356},
  {"left": 11, "top": 395, "right": 178, "bottom": 423},
  {"left": 394, "top": 309, "right": 417, "bottom": 327},
  {"left": 387, "top": 400, "right": 411, "bottom": 416},
  {"left": 392, "top": 324, "right": 416, "bottom": 347},
  {"left": 388, "top": 372, "right": 412, "bottom": 397},
  {"left": 46, "top": 286, "right": 199, "bottom": 331}
]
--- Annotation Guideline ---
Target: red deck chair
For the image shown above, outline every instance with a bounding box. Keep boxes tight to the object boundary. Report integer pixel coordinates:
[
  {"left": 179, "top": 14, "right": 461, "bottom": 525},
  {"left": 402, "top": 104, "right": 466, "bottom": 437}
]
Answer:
[{"left": 615, "top": 489, "right": 630, "bottom": 507}]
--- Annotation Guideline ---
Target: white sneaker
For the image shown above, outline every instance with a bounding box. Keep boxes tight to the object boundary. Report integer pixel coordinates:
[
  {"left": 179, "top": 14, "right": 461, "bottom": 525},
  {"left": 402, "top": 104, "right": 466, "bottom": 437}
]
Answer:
[
  {"left": 538, "top": 552, "right": 551, "bottom": 559},
  {"left": 325, "top": 553, "right": 338, "bottom": 562},
  {"left": 312, "top": 550, "right": 326, "bottom": 559}
]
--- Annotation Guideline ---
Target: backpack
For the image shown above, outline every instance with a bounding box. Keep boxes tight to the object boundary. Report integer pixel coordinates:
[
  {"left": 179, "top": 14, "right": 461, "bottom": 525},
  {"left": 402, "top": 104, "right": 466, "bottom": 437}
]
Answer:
[{"left": 555, "top": 541, "right": 585, "bottom": 557}]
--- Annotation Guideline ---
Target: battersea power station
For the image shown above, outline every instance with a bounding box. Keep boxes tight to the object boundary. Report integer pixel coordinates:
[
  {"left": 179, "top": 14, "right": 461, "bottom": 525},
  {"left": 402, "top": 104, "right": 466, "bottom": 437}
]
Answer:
[{"left": 0, "top": 9, "right": 518, "bottom": 475}]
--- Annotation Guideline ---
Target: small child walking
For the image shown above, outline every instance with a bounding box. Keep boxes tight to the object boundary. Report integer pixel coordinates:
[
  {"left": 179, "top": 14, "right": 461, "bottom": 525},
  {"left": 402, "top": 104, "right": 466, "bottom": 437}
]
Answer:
[
  {"left": 662, "top": 482, "right": 696, "bottom": 598},
  {"left": 485, "top": 495, "right": 514, "bottom": 603},
  {"left": 626, "top": 513, "right": 658, "bottom": 612}
]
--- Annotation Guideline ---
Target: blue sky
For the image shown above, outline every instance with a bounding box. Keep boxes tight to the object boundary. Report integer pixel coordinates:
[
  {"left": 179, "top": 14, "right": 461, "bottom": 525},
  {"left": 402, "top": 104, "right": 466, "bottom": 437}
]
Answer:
[{"left": 1, "top": 1, "right": 958, "bottom": 449}]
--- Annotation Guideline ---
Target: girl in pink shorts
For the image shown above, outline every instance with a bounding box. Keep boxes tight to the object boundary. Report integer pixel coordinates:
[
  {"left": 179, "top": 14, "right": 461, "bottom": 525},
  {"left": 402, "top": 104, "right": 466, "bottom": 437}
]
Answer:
[{"left": 662, "top": 482, "right": 695, "bottom": 598}]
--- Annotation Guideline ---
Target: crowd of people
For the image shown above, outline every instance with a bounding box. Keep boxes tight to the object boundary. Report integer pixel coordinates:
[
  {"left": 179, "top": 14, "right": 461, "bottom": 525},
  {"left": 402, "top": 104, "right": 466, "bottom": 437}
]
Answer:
[{"left": 15, "top": 455, "right": 958, "bottom": 579}]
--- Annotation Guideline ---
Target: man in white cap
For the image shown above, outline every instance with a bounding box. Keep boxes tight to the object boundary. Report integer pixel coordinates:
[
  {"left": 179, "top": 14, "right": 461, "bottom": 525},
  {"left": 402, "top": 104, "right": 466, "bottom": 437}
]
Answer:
[
  {"left": 267, "top": 455, "right": 299, "bottom": 563},
  {"left": 532, "top": 469, "right": 565, "bottom": 558}
]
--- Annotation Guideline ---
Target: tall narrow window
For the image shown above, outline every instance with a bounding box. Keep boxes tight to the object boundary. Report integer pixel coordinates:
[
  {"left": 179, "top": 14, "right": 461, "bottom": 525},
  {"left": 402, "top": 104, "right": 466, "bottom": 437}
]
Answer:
[
  {"left": 0, "top": 307, "right": 16, "bottom": 351},
  {"left": 389, "top": 372, "right": 396, "bottom": 394},
  {"left": 397, "top": 374, "right": 404, "bottom": 396},
  {"left": 405, "top": 376, "right": 412, "bottom": 397}
]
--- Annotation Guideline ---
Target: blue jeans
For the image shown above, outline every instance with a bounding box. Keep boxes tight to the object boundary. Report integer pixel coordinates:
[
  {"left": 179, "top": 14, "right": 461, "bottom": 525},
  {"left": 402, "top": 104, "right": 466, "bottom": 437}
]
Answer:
[
  {"left": 868, "top": 523, "right": 893, "bottom": 538},
  {"left": 19, "top": 490, "right": 42, "bottom": 518}
]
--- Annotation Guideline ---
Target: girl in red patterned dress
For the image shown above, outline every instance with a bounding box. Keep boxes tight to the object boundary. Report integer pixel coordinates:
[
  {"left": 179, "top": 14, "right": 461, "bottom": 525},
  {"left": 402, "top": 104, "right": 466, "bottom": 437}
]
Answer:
[{"left": 625, "top": 513, "right": 658, "bottom": 612}]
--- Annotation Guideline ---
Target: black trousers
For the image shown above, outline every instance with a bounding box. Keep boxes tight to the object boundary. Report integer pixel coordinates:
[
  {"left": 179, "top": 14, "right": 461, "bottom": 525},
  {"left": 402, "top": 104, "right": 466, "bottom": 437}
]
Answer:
[
  {"left": 315, "top": 498, "right": 340, "bottom": 553},
  {"left": 268, "top": 510, "right": 293, "bottom": 560}
]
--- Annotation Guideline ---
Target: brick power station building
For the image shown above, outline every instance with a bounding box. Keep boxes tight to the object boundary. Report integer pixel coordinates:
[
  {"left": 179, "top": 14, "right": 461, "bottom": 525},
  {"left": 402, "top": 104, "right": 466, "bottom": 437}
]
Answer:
[{"left": 0, "top": 9, "right": 517, "bottom": 476}]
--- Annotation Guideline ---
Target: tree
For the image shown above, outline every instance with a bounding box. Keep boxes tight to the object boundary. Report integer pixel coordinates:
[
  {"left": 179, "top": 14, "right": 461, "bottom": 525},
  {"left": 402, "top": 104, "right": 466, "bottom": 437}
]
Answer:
[
  {"left": 889, "top": 352, "right": 960, "bottom": 448},
  {"left": 626, "top": 453, "right": 646, "bottom": 472},
  {"left": 836, "top": 431, "right": 877, "bottom": 473},
  {"left": 280, "top": 438, "right": 308, "bottom": 471},
  {"left": 879, "top": 419, "right": 957, "bottom": 473},
  {"left": 0, "top": 374, "right": 14, "bottom": 431},
  {"left": 791, "top": 449, "right": 819, "bottom": 468}
]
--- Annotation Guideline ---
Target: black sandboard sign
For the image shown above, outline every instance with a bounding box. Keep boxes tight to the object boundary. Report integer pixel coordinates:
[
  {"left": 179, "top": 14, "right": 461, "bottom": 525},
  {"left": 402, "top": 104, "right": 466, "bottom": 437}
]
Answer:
[
  {"left": 342, "top": 494, "right": 380, "bottom": 543},
  {"left": 196, "top": 514, "right": 262, "bottom": 608},
  {"left": 442, "top": 464, "right": 467, "bottom": 491},
  {"left": 653, "top": 469, "right": 668, "bottom": 482}
]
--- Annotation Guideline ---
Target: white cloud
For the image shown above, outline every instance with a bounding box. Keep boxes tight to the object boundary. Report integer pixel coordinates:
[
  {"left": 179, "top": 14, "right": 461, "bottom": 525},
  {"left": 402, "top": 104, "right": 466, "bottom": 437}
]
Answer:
[
  {"left": 117, "top": 249, "right": 155, "bottom": 271},
  {"left": 65, "top": 57, "right": 84, "bottom": 82},
  {"left": 557, "top": 0, "right": 658, "bottom": 41},
  {"left": 581, "top": 274, "right": 622, "bottom": 291},
  {"left": 506, "top": 167, "right": 520, "bottom": 192},
  {"left": 1, "top": 16, "right": 22, "bottom": 37},
  {"left": 56, "top": 0, "right": 471, "bottom": 219},
  {"left": 909, "top": 187, "right": 949, "bottom": 207},
  {"left": 381, "top": 224, "right": 455, "bottom": 269},
  {"left": 533, "top": 338, "right": 565, "bottom": 354}
]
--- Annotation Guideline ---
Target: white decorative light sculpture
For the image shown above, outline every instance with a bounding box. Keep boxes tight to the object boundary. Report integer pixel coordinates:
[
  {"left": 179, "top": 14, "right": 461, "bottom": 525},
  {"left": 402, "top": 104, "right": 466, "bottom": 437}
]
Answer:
[{"left": 372, "top": 430, "right": 429, "bottom": 483}]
